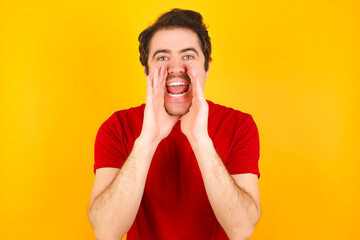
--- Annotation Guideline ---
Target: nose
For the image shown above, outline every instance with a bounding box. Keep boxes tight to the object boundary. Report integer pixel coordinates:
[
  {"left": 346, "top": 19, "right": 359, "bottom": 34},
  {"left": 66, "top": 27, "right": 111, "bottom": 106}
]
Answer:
[{"left": 167, "top": 59, "right": 186, "bottom": 75}]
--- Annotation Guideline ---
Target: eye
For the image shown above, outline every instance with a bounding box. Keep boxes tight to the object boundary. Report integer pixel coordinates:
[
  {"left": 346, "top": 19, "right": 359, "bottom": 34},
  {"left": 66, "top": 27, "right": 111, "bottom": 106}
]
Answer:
[
  {"left": 184, "top": 55, "right": 194, "bottom": 60},
  {"left": 157, "top": 56, "right": 168, "bottom": 61}
]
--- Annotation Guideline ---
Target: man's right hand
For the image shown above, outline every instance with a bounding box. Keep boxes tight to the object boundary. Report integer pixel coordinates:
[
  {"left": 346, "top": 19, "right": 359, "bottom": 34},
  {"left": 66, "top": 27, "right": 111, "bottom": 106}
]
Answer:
[{"left": 140, "top": 65, "right": 179, "bottom": 144}]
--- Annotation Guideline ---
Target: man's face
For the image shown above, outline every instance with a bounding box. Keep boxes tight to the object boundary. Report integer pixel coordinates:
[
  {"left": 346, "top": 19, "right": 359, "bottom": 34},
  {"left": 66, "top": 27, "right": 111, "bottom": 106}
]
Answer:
[{"left": 147, "top": 28, "right": 209, "bottom": 116}]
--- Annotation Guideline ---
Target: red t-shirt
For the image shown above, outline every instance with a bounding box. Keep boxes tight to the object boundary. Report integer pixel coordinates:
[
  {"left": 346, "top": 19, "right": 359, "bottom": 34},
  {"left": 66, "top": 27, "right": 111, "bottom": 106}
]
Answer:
[{"left": 94, "top": 100, "right": 260, "bottom": 239}]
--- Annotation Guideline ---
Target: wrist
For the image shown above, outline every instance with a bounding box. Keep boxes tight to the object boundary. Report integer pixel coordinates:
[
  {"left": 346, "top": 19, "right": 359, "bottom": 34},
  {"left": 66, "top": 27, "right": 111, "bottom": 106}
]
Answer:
[
  {"left": 188, "top": 135, "right": 217, "bottom": 169},
  {"left": 136, "top": 134, "right": 161, "bottom": 151},
  {"left": 187, "top": 133, "right": 212, "bottom": 150}
]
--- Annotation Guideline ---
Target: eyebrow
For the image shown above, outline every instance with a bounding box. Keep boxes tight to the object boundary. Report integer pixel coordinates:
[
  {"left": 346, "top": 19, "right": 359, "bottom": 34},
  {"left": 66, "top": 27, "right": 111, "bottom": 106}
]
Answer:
[
  {"left": 180, "top": 48, "right": 199, "bottom": 56},
  {"left": 152, "top": 49, "right": 170, "bottom": 60},
  {"left": 152, "top": 48, "right": 199, "bottom": 60}
]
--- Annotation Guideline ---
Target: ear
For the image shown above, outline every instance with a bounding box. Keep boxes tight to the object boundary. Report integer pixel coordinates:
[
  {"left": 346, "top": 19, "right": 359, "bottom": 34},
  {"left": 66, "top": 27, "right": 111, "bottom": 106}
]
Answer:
[
  {"left": 143, "top": 66, "right": 149, "bottom": 76},
  {"left": 205, "top": 62, "right": 210, "bottom": 78}
]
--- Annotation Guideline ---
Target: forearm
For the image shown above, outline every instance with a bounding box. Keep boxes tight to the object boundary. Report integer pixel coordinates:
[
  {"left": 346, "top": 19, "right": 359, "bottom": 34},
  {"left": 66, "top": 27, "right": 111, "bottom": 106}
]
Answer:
[
  {"left": 88, "top": 137, "right": 158, "bottom": 240},
  {"left": 190, "top": 136, "right": 260, "bottom": 240}
]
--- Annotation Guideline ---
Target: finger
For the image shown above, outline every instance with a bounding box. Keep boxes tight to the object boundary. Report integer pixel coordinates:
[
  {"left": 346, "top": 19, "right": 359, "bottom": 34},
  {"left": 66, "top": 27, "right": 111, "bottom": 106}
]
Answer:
[
  {"left": 186, "top": 64, "right": 196, "bottom": 90},
  {"left": 153, "top": 65, "right": 159, "bottom": 91},
  {"left": 154, "top": 66, "right": 166, "bottom": 93},
  {"left": 195, "top": 75, "right": 205, "bottom": 98},
  {"left": 151, "top": 66, "right": 166, "bottom": 107},
  {"left": 188, "top": 68, "right": 201, "bottom": 98},
  {"left": 194, "top": 77, "right": 206, "bottom": 105},
  {"left": 146, "top": 75, "right": 153, "bottom": 104},
  {"left": 188, "top": 67, "right": 206, "bottom": 103},
  {"left": 157, "top": 65, "right": 167, "bottom": 95},
  {"left": 187, "top": 64, "right": 196, "bottom": 83},
  {"left": 162, "top": 66, "right": 168, "bottom": 86}
]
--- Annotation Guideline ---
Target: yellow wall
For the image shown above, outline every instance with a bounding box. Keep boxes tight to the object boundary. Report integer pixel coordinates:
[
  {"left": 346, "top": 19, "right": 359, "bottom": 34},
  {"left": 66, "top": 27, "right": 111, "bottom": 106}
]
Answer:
[{"left": 1, "top": 0, "right": 359, "bottom": 239}]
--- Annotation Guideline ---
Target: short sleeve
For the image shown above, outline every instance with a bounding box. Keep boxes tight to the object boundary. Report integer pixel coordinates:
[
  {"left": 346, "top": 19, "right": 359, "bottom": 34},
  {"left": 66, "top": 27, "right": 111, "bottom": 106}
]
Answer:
[
  {"left": 93, "top": 115, "right": 126, "bottom": 173},
  {"left": 226, "top": 115, "right": 260, "bottom": 177}
]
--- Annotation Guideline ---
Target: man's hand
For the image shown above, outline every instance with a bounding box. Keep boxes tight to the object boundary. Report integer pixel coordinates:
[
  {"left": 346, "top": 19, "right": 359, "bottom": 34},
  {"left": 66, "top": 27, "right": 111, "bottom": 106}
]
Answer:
[
  {"left": 89, "top": 66, "right": 178, "bottom": 239},
  {"left": 140, "top": 65, "right": 180, "bottom": 144},
  {"left": 180, "top": 64, "right": 260, "bottom": 239},
  {"left": 180, "top": 64, "right": 209, "bottom": 143}
]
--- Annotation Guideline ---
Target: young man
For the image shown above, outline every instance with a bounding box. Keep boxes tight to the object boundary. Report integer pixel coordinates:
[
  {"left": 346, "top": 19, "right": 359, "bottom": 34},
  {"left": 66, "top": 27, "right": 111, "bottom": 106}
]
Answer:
[{"left": 88, "top": 9, "right": 261, "bottom": 240}]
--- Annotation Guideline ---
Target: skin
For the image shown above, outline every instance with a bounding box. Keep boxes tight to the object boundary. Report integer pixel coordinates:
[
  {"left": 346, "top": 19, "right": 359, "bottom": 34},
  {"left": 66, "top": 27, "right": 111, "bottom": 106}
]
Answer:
[
  {"left": 146, "top": 28, "right": 208, "bottom": 117},
  {"left": 88, "top": 28, "right": 261, "bottom": 240}
]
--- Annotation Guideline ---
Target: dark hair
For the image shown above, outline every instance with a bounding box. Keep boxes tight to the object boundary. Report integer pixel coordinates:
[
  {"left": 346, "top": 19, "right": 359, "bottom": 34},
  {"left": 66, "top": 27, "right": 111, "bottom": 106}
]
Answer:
[{"left": 138, "top": 8, "right": 212, "bottom": 75}]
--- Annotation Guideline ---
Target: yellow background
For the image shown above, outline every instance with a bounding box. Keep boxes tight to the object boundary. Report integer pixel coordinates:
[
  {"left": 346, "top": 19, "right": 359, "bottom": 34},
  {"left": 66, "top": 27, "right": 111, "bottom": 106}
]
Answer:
[{"left": 1, "top": 0, "right": 359, "bottom": 239}]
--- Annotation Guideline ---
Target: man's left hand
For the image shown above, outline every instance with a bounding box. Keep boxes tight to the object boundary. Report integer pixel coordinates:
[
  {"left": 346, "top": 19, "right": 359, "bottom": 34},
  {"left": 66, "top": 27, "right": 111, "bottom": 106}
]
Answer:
[{"left": 180, "top": 64, "right": 209, "bottom": 143}]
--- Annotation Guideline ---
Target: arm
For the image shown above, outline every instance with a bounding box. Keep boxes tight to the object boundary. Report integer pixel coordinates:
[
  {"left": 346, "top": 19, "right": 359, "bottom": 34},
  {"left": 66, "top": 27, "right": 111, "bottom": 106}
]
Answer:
[
  {"left": 88, "top": 66, "right": 179, "bottom": 240},
  {"left": 190, "top": 138, "right": 260, "bottom": 240},
  {"left": 181, "top": 65, "right": 261, "bottom": 240}
]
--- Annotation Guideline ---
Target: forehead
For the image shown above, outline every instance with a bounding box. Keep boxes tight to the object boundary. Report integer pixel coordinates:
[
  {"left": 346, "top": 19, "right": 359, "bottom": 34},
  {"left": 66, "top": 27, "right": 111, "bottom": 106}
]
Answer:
[{"left": 149, "top": 28, "right": 202, "bottom": 53}]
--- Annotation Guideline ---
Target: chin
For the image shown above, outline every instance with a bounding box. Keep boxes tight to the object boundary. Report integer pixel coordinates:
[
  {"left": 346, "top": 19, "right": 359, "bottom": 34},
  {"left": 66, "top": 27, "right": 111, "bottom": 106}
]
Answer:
[{"left": 164, "top": 103, "right": 191, "bottom": 116}]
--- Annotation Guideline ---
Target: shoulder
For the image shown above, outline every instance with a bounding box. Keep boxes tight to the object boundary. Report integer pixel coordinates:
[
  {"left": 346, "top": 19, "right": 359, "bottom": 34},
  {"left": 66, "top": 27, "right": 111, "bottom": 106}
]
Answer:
[
  {"left": 94, "top": 105, "right": 145, "bottom": 172},
  {"left": 207, "top": 100, "right": 260, "bottom": 173},
  {"left": 101, "top": 104, "right": 145, "bottom": 128},
  {"left": 207, "top": 100, "right": 259, "bottom": 145},
  {"left": 97, "top": 104, "right": 145, "bottom": 140},
  {"left": 105, "top": 104, "right": 145, "bottom": 123},
  {"left": 207, "top": 100, "right": 255, "bottom": 127}
]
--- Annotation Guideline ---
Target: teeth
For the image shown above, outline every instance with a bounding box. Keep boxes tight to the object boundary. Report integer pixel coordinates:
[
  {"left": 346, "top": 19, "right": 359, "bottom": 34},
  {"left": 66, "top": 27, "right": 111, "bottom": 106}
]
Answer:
[
  {"left": 169, "top": 92, "right": 186, "bottom": 97},
  {"left": 167, "top": 82, "right": 187, "bottom": 86}
]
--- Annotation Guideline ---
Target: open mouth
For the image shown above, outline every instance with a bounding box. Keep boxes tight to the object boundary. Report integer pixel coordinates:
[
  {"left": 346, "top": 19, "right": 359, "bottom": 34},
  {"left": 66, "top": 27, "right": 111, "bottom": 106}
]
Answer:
[{"left": 166, "top": 82, "right": 190, "bottom": 97}]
